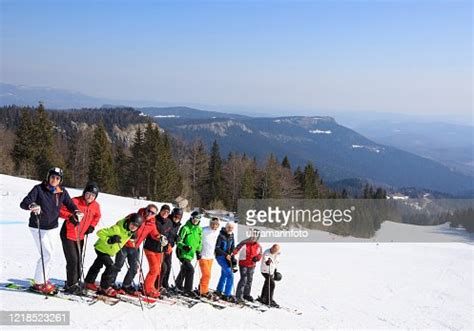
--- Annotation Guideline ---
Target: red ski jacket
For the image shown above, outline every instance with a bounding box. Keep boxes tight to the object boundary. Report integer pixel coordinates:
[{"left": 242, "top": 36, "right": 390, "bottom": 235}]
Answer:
[
  {"left": 125, "top": 208, "right": 160, "bottom": 248},
  {"left": 233, "top": 239, "right": 262, "bottom": 268},
  {"left": 59, "top": 196, "right": 101, "bottom": 241}
]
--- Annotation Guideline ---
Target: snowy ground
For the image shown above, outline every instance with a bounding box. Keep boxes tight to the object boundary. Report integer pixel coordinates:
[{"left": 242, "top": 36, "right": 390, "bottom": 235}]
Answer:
[{"left": 0, "top": 174, "right": 473, "bottom": 330}]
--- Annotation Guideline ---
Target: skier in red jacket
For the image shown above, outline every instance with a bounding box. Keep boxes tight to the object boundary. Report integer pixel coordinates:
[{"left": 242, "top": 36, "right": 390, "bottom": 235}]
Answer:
[
  {"left": 232, "top": 228, "right": 262, "bottom": 302},
  {"left": 59, "top": 182, "right": 101, "bottom": 295}
]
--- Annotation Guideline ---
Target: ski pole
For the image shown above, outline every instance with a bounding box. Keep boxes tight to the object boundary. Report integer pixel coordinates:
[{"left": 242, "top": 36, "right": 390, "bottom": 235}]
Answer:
[
  {"left": 118, "top": 244, "right": 144, "bottom": 311},
  {"left": 80, "top": 235, "right": 88, "bottom": 286},
  {"left": 171, "top": 256, "right": 178, "bottom": 287},
  {"left": 194, "top": 256, "right": 203, "bottom": 295},
  {"left": 75, "top": 215, "right": 85, "bottom": 293},
  {"left": 35, "top": 213, "right": 48, "bottom": 299},
  {"left": 138, "top": 243, "right": 151, "bottom": 303}
]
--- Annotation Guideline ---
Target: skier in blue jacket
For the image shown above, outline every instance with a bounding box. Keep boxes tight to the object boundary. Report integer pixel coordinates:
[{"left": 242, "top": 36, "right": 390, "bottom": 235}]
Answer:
[
  {"left": 214, "top": 222, "right": 237, "bottom": 302},
  {"left": 20, "top": 167, "right": 80, "bottom": 294}
]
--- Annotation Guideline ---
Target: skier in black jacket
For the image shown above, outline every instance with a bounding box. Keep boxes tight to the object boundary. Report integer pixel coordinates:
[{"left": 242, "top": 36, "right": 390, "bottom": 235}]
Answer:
[{"left": 159, "top": 207, "right": 183, "bottom": 292}]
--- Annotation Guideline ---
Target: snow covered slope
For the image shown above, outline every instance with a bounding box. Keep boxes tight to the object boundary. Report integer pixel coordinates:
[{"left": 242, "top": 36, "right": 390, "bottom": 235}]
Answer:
[{"left": 0, "top": 174, "right": 472, "bottom": 330}]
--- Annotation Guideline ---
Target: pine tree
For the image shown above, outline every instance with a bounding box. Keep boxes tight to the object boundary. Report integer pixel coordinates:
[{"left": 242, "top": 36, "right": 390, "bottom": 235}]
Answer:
[
  {"left": 114, "top": 143, "right": 130, "bottom": 195},
  {"left": 188, "top": 139, "right": 208, "bottom": 207},
  {"left": 260, "top": 154, "right": 282, "bottom": 199},
  {"left": 374, "top": 188, "right": 386, "bottom": 199},
  {"left": 302, "top": 162, "right": 319, "bottom": 198},
  {"left": 88, "top": 123, "right": 117, "bottom": 193},
  {"left": 240, "top": 165, "right": 256, "bottom": 199},
  {"left": 154, "top": 132, "right": 181, "bottom": 201},
  {"left": 281, "top": 155, "right": 291, "bottom": 169},
  {"left": 223, "top": 152, "right": 246, "bottom": 210},
  {"left": 205, "top": 140, "right": 224, "bottom": 208},
  {"left": 143, "top": 122, "right": 158, "bottom": 198},
  {"left": 32, "top": 103, "right": 55, "bottom": 179},
  {"left": 129, "top": 127, "right": 146, "bottom": 197},
  {"left": 341, "top": 188, "right": 348, "bottom": 199},
  {"left": 280, "top": 155, "right": 299, "bottom": 198},
  {"left": 11, "top": 109, "right": 35, "bottom": 177}
]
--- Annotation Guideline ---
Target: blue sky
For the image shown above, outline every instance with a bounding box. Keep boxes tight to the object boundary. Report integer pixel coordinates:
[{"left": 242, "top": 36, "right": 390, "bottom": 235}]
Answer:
[{"left": 1, "top": 0, "right": 472, "bottom": 116}]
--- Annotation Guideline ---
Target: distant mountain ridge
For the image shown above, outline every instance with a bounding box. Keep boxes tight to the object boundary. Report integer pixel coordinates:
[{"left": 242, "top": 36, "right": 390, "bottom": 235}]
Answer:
[
  {"left": 2, "top": 83, "right": 472, "bottom": 196},
  {"left": 147, "top": 113, "right": 473, "bottom": 196}
]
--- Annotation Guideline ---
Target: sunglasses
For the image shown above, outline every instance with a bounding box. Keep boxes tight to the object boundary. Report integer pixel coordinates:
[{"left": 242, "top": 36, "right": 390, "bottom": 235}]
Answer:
[{"left": 146, "top": 208, "right": 158, "bottom": 216}]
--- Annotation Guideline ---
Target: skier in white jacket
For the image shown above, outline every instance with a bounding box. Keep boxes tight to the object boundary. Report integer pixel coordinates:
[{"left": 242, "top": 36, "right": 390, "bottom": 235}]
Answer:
[
  {"left": 259, "top": 244, "right": 281, "bottom": 307},
  {"left": 197, "top": 217, "right": 220, "bottom": 297}
]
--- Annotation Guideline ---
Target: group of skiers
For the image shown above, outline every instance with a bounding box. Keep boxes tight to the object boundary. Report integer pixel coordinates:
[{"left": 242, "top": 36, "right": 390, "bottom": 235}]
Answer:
[{"left": 20, "top": 167, "right": 283, "bottom": 307}]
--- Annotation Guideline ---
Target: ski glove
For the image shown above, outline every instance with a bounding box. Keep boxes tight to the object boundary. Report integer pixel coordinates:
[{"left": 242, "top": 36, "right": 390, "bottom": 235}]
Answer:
[
  {"left": 265, "top": 258, "right": 272, "bottom": 266},
  {"left": 69, "top": 214, "right": 79, "bottom": 226},
  {"left": 85, "top": 226, "right": 94, "bottom": 235},
  {"left": 69, "top": 211, "right": 84, "bottom": 225},
  {"left": 183, "top": 245, "right": 192, "bottom": 252},
  {"left": 252, "top": 256, "right": 259, "bottom": 263},
  {"left": 29, "top": 203, "right": 41, "bottom": 215},
  {"left": 196, "top": 252, "right": 202, "bottom": 260},
  {"left": 107, "top": 235, "right": 122, "bottom": 244},
  {"left": 159, "top": 235, "right": 168, "bottom": 247},
  {"left": 130, "top": 232, "right": 137, "bottom": 240}
]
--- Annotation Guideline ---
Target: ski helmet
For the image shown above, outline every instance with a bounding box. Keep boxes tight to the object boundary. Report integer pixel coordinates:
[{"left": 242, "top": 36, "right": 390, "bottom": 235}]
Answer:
[
  {"left": 171, "top": 207, "right": 183, "bottom": 219},
  {"left": 126, "top": 213, "right": 143, "bottom": 230},
  {"left": 46, "top": 167, "right": 64, "bottom": 183},
  {"left": 160, "top": 204, "right": 171, "bottom": 213},
  {"left": 190, "top": 211, "right": 202, "bottom": 223},
  {"left": 274, "top": 271, "right": 282, "bottom": 281},
  {"left": 83, "top": 182, "right": 99, "bottom": 199}
]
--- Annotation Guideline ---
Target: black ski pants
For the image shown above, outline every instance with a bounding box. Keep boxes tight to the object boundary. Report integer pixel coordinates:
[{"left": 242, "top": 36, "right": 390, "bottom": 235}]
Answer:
[
  {"left": 260, "top": 272, "right": 275, "bottom": 304},
  {"left": 175, "top": 259, "right": 194, "bottom": 292},
  {"left": 84, "top": 249, "right": 118, "bottom": 289}
]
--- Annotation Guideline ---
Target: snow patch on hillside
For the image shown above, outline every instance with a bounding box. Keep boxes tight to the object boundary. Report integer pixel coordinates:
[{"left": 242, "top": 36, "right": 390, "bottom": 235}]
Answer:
[
  {"left": 352, "top": 144, "right": 384, "bottom": 153},
  {"left": 309, "top": 129, "right": 332, "bottom": 134}
]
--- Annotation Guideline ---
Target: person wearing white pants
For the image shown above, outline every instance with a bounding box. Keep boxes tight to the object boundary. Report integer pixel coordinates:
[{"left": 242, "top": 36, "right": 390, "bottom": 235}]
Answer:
[
  {"left": 29, "top": 227, "right": 59, "bottom": 284},
  {"left": 20, "top": 167, "right": 80, "bottom": 294}
]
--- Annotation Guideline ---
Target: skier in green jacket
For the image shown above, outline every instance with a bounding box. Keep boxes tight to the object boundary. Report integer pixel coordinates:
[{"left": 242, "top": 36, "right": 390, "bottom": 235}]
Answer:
[
  {"left": 84, "top": 213, "right": 144, "bottom": 297},
  {"left": 175, "top": 211, "right": 202, "bottom": 297}
]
